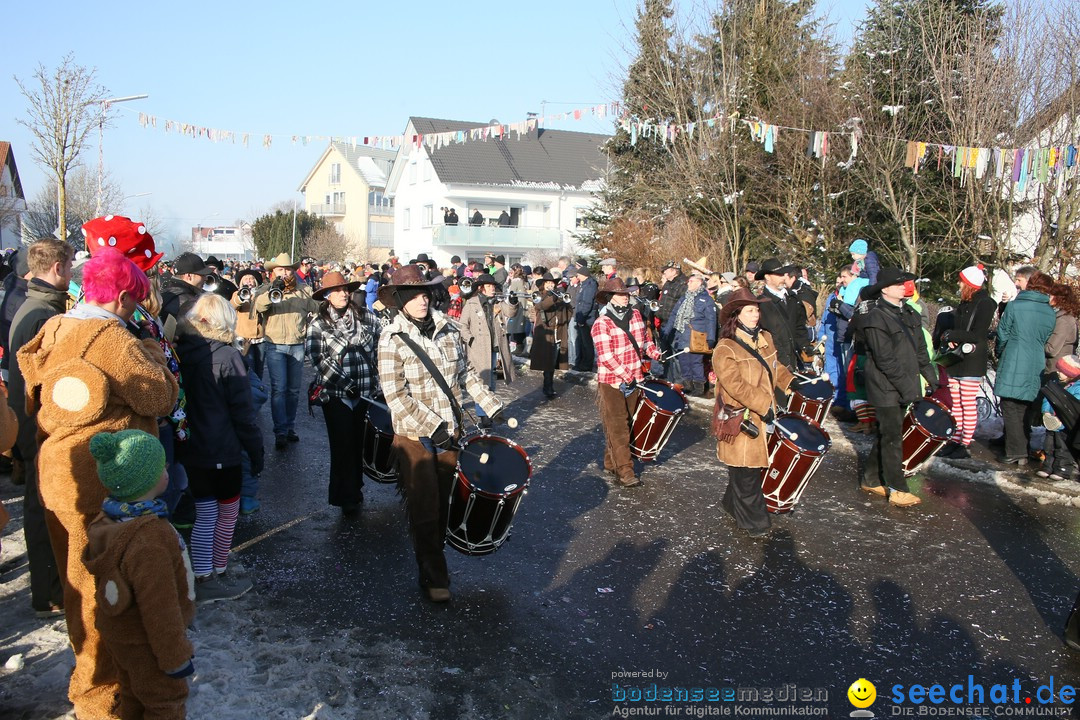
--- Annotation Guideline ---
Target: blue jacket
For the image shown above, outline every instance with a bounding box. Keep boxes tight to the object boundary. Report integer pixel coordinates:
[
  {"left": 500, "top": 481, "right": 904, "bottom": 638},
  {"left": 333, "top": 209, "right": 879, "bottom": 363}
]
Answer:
[
  {"left": 662, "top": 291, "right": 717, "bottom": 351},
  {"left": 1042, "top": 378, "right": 1080, "bottom": 431},
  {"left": 364, "top": 276, "right": 379, "bottom": 310},
  {"left": 996, "top": 290, "right": 1056, "bottom": 400}
]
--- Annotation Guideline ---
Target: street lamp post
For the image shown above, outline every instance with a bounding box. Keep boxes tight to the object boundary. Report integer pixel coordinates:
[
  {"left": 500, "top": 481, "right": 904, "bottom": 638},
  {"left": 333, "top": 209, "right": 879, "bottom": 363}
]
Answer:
[{"left": 97, "top": 94, "right": 148, "bottom": 216}]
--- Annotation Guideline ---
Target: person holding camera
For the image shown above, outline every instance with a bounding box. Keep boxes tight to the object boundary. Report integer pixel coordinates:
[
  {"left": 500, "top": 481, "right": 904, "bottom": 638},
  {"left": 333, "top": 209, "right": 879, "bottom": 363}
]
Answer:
[
  {"left": 255, "top": 253, "right": 318, "bottom": 449},
  {"left": 376, "top": 265, "right": 503, "bottom": 602},
  {"left": 712, "top": 289, "right": 795, "bottom": 536},
  {"left": 938, "top": 265, "right": 997, "bottom": 459},
  {"left": 161, "top": 252, "right": 214, "bottom": 325}
]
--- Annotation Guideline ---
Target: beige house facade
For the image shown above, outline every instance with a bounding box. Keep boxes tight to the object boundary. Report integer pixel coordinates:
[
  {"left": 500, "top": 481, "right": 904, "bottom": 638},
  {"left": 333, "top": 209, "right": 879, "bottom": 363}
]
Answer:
[{"left": 299, "top": 141, "right": 396, "bottom": 262}]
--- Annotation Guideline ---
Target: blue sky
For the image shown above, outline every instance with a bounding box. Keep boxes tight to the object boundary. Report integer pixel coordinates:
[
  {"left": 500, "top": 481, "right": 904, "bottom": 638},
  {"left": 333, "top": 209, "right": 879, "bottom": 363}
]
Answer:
[{"left": 2, "top": 0, "right": 868, "bottom": 255}]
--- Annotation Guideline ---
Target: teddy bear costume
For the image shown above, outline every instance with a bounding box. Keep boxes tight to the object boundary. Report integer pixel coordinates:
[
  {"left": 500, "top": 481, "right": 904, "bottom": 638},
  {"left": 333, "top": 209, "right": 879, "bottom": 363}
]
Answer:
[
  {"left": 18, "top": 314, "right": 178, "bottom": 718},
  {"left": 84, "top": 430, "right": 196, "bottom": 720}
]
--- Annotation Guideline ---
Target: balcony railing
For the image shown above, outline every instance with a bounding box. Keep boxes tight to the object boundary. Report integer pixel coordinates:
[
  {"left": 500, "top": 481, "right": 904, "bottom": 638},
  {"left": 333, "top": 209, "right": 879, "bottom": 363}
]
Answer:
[
  {"left": 369, "top": 204, "right": 394, "bottom": 217},
  {"left": 310, "top": 203, "right": 346, "bottom": 216},
  {"left": 433, "top": 224, "right": 561, "bottom": 250}
]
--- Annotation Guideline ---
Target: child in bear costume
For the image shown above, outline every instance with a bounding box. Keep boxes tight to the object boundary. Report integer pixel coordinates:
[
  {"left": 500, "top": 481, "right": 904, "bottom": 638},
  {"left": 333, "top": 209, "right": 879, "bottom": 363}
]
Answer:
[{"left": 83, "top": 429, "right": 196, "bottom": 719}]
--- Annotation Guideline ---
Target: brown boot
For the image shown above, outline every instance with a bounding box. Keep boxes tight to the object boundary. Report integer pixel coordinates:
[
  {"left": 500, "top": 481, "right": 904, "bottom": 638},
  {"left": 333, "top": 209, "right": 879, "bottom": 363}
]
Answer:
[{"left": 888, "top": 490, "right": 922, "bottom": 507}]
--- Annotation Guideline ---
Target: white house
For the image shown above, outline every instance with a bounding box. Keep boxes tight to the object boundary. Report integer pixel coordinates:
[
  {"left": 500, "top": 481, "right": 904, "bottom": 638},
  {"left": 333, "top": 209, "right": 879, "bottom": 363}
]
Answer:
[
  {"left": 1005, "top": 84, "right": 1080, "bottom": 260},
  {"left": 189, "top": 224, "right": 256, "bottom": 261},
  {"left": 0, "top": 142, "right": 26, "bottom": 251},
  {"left": 299, "top": 141, "right": 396, "bottom": 262},
  {"left": 384, "top": 117, "right": 609, "bottom": 267}
]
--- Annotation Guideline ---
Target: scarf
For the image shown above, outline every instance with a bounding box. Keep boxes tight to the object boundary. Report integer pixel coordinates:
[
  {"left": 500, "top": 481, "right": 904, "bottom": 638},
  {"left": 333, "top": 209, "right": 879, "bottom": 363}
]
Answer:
[
  {"left": 102, "top": 497, "right": 170, "bottom": 520},
  {"left": 737, "top": 321, "right": 761, "bottom": 343},
  {"left": 405, "top": 311, "right": 436, "bottom": 338},
  {"left": 606, "top": 302, "right": 632, "bottom": 337},
  {"left": 674, "top": 285, "right": 703, "bottom": 333}
]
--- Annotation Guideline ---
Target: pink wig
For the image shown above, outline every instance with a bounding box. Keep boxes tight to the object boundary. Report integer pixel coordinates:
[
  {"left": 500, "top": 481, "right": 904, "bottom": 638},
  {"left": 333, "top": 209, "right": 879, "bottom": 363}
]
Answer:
[{"left": 83, "top": 248, "right": 149, "bottom": 304}]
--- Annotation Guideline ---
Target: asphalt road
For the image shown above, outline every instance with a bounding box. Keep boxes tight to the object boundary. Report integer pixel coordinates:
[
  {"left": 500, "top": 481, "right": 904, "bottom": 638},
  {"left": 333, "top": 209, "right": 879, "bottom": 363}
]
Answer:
[{"left": 235, "top": 363, "right": 1080, "bottom": 719}]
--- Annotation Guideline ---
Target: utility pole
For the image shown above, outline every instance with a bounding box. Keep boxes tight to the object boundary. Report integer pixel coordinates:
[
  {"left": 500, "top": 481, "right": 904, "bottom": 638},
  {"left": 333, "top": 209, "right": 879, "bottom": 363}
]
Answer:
[
  {"left": 290, "top": 198, "right": 298, "bottom": 260},
  {"left": 97, "top": 94, "right": 148, "bottom": 216}
]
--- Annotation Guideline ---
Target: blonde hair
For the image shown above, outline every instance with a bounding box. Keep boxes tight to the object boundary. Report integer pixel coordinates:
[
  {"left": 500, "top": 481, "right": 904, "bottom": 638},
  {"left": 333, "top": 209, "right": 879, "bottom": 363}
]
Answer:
[
  {"left": 142, "top": 271, "right": 164, "bottom": 318},
  {"left": 185, "top": 292, "right": 237, "bottom": 342}
]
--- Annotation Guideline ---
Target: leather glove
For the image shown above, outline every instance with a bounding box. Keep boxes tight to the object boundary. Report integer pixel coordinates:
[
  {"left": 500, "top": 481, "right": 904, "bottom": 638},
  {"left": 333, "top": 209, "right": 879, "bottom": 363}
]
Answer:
[
  {"left": 762, "top": 407, "right": 775, "bottom": 424},
  {"left": 488, "top": 408, "right": 505, "bottom": 424},
  {"left": 430, "top": 423, "right": 453, "bottom": 450},
  {"left": 828, "top": 297, "right": 842, "bottom": 313},
  {"left": 271, "top": 278, "right": 286, "bottom": 292},
  {"left": 619, "top": 379, "right": 638, "bottom": 397},
  {"left": 166, "top": 659, "right": 195, "bottom": 679}
]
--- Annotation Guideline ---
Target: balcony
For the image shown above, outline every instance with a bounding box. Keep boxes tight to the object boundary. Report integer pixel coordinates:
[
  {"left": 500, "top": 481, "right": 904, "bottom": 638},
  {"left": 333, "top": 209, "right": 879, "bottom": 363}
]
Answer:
[
  {"left": 369, "top": 203, "right": 394, "bottom": 217},
  {"left": 433, "top": 224, "right": 561, "bottom": 250},
  {"left": 309, "top": 203, "right": 346, "bottom": 217}
]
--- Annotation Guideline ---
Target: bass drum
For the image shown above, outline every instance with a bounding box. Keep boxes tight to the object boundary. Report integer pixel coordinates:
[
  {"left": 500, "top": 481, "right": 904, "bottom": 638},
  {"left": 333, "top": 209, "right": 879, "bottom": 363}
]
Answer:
[
  {"left": 786, "top": 375, "right": 835, "bottom": 426},
  {"left": 902, "top": 397, "right": 955, "bottom": 476},
  {"left": 630, "top": 379, "right": 690, "bottom": 461},
  {"left": 362, "top": 401, "right": 397, "bottom": 483},
  {"left": 447, "top": 434, "right": 532, "bottom": 556},
  {"left": 761, "top": 414, "right": 831, "bottom": 514}
]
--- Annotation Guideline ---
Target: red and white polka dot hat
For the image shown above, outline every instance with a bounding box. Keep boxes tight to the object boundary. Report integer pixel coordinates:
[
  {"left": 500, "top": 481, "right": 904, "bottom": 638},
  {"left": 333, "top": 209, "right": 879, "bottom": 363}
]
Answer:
[{"left": 81, "top": 215, "right": 163, "bottom": 273}]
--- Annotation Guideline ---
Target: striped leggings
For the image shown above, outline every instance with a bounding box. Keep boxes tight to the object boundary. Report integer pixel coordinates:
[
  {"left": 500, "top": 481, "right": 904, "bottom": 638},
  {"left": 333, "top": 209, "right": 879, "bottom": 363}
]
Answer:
[
  {"left": 948, "top": 377, "right": 981, "bottom": 447},
  {"left": 186, "top": 464, "right": 242, "bottom": 577}
]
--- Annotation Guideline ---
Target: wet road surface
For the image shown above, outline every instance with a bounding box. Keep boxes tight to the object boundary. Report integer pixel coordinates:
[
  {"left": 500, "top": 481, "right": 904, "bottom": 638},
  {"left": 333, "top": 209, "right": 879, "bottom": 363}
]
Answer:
[{"left": 236, "top": 365, "right": 1080, "bottom": 719}]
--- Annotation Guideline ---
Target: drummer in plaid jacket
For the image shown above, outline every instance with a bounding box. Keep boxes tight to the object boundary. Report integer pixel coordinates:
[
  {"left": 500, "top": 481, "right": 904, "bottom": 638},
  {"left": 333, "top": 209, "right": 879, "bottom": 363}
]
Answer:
[
  {"left": 375, "top": 264, "right": 503, "bottom": 603},
  {"left": 591, "top": 277, "right": 661, "bottom": 488}
]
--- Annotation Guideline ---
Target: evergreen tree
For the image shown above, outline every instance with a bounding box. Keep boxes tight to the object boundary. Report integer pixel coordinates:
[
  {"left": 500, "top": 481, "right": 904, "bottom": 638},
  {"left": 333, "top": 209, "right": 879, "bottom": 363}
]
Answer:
[{"left": 251, "top": 209, "right": 329, "bottom": 260}]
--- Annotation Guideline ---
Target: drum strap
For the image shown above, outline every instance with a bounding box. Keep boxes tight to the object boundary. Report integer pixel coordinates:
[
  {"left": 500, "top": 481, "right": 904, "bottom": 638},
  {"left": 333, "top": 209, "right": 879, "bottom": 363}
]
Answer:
[
  {"left": 393, "top": 332, "right": 466, "bottom": 432},
  {"left": 732, "top": 337, "right": 773, "bottom": 385}
]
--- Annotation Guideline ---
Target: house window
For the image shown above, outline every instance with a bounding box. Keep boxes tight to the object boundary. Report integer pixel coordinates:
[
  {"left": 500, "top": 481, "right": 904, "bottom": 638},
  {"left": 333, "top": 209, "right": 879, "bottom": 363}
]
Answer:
[
  {"left": 403, "top": 208, "right": 411, "bottom": 230},
  {"left": 575, "top": 208, "right": 589, "bottom": 228},
  {"left": 423, "top": 163, "right": 432, "bottom": 182},
  {"left": 325, "top": 194, "right": 331, "bottom": 206},
  {"left": 330, "top": 162, "right": 341, "bottom": 184},
  {"left": 422, "top": 205, "right": 433, "bottom": 228}
]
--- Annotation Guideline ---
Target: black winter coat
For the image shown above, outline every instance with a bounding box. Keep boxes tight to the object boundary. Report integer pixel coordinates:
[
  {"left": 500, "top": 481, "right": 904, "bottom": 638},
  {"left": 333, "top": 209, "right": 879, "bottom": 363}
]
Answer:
[
  {"left": 944, "top": 289, "right": 997, "bottom": 379},
  {"left": 529, "top": 292, "right": 572, "bottom": 372},
  {"left": 658, "top": 273, "right": 688, "bottom": 325},
  {"left": 853, "top": 297, "right": 936, "bottom": 407},
  {"left": 757, "top": 288, "right": 807, "bottom": 370},
  {"left": 175, "top": 324, "right": 264, "bottom": 474},
  {"left": 161, "top": 277, "right": 202, "bottom": 324}
]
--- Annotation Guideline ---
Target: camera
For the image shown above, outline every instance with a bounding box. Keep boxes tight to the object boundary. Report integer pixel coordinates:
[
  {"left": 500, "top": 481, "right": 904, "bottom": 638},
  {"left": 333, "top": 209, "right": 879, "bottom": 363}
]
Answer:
[{"left": 740, "top": 417, "right": 760, "bottom": 439}]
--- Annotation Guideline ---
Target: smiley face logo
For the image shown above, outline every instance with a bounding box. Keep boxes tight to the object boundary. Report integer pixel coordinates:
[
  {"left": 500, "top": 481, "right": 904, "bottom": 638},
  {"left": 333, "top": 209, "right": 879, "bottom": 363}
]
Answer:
[{"left": 848, "top": 678, "right": 876, "bottom": 708}]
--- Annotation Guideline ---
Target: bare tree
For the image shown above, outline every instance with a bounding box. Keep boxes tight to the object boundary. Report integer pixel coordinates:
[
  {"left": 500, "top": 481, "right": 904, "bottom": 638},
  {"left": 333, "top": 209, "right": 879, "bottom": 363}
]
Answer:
[
  {"left": 14, "top": 54, "right": 108, "bottom": 244},
  {"left": 303, "top": 224, "right": 350, "bottom": 264},
  {"left": 21, "top": 168, "right": 124, "bottom": 247}
]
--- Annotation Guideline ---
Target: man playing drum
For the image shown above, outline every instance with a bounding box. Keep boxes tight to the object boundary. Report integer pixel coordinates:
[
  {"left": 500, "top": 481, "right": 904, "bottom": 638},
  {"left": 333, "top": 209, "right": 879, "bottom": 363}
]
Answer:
[
  {"left": 850, "top": 268, "right": 938, "bottom": 507},
  {"left": 591, "top": 277, "right": 661, "bottom": 488},
  {"left": 376, "top": 265, "right": 504, "bottom": 602}
]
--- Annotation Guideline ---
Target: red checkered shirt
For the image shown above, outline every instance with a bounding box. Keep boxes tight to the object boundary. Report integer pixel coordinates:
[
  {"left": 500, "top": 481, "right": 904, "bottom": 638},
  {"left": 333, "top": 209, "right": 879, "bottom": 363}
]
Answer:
[{"left": 591, "top": 307, "right": 660, "bottom": 386}]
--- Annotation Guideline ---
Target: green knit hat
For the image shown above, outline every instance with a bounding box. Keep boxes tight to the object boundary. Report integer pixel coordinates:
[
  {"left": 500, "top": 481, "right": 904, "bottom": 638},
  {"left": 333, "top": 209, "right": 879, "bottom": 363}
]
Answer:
[{"left": 90, "top": 430, "right": 167, "bottom": 502}]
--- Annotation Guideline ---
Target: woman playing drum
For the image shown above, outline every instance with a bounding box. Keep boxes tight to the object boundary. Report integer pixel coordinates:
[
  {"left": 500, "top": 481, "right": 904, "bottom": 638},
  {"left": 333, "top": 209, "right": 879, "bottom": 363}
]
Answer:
[{"left": 712, "top": 289, "right": 795, "bottom": 537}]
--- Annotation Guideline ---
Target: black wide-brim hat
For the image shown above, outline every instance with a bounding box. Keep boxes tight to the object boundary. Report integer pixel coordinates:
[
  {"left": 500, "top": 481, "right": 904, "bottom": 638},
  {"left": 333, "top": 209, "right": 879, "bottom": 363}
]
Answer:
[
  {"left": 864, "top": 267, "right": 917, "bottom": 298},
  {"left": 235, "top": 269, "right": 264, "bottom": 288},
  {"left": 718, "top": 288, "right": 768, "bottom": 324},
  {"left": 471, "top": 273, "right": 501, "bottom": 291},
  {"left": 533, "top": 272, "right": 557, "bottom": 289},
  {"left": 376, "top": 264, "right": 444, "bottom": 308},
  {"left": 754, "top": 258, "right": 797, "bottom": 281}
]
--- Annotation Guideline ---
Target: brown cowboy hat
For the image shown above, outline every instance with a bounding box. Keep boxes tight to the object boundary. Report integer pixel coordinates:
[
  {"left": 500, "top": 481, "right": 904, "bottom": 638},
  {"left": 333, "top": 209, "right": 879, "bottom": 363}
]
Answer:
[
  {"left": 376, "top": 264, "right": 444, "bottom": 308},
  {"left": 313, "top": 271, "right": 363, "bottom": 301},
  {"left": 718, "top": 288, "right": 768, "bottom": 324},
  {"left": 596, "top": 276, "right": 631, "bottom": 305},
  {"left": 265, "top": 252, "right": 300, "bottom": 271}
]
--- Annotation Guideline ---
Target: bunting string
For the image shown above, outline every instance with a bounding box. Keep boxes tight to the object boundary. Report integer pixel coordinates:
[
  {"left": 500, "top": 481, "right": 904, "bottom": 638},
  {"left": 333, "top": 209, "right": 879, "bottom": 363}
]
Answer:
[{"left": 127, "top": 100, "right": 1080, "bottom": 187}]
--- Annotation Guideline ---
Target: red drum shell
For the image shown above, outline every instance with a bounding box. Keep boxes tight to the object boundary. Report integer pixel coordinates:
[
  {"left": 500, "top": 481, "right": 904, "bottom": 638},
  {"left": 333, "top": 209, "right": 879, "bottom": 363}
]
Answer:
[
  {"left": 761, "top": 414, "right": 831, "bottom": 514},
  {"left": 786, "top": 376, "right": 835, "bottom": 425},
  {"left": 629, "top": 379, "right": 690, "bottom": 461},
  {"left": 902, "top": 397, "right": 956, "bottom": 475},
  {"left": 447, "top": 434, "right": 532, "bottom": 556}
]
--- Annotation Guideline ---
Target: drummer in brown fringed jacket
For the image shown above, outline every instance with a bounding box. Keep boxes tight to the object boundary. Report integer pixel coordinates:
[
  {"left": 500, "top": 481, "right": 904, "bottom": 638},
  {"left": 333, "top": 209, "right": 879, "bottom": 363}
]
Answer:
[
  {"left": 712, "top": 289, "right": 794, "bottom": 537},
  {"left": 458, "top": 273, "right": 517, "bottom": 429},
  {"left": 530, "top": 272, "right": 573, "bottom": 398},
  {"left": 376, "top": 265, "right": 504, "bottom": 603}
]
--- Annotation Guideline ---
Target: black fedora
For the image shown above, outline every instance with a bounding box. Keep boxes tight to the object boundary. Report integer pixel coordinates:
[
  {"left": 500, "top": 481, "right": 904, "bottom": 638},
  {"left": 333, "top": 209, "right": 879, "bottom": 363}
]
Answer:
[
  {"left": 865, "top": 267, "right": 917, "bottom": 298},
  {"left": 754, "top": 258, "right": 796, "bottom": 281}
]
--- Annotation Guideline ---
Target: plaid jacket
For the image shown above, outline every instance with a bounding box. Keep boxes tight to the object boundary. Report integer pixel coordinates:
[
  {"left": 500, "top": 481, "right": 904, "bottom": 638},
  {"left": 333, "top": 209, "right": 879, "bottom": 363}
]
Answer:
[
  {"left": 305, "top": 306, "right": 380, "bottom": 400},
  {"left": 377, "top": 311, "right": 500, "bottom": 438},
  {"left": 591, "top": 306, "right": 660, "bottom": 386}
]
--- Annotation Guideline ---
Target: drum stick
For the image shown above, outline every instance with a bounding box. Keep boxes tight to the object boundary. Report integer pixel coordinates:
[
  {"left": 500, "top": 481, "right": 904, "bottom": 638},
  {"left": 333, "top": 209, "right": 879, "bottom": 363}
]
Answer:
[
  {"left": 662, "top": 348, "right": 689, "bottom": 361},
  {"left": 637, "top": 384, "right": 665, "bottom": 398},
  {"left": 792, "top": 372, "right": 822, "bottom": 383}
]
